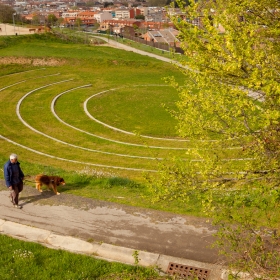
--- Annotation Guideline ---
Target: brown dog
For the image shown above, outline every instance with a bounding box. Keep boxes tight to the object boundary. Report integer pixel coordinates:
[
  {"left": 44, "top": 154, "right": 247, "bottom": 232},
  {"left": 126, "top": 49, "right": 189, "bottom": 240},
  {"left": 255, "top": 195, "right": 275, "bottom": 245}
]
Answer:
[{"left": 35, "top": 174, "right": 65, "bottom": 195}]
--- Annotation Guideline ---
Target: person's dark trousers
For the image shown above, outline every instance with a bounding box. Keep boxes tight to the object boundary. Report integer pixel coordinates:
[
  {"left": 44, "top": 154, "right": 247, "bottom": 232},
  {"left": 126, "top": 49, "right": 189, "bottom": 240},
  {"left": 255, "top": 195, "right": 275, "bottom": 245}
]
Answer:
[{"left": 10, "top": 181, "right": 23, "bottom": 205}]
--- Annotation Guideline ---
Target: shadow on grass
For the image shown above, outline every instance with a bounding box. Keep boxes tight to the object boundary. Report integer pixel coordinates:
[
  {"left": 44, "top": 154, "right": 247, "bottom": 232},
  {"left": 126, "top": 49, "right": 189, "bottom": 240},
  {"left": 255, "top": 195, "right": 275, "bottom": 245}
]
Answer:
[
  {"left": 104, "top": 177, "right": 144, "bottom": 190},
  {"left": 63, "top": 175, "right": 145, "bottom": 191},
  {"left": 60, "top": 181, "right": 90, "bottom": 192}
]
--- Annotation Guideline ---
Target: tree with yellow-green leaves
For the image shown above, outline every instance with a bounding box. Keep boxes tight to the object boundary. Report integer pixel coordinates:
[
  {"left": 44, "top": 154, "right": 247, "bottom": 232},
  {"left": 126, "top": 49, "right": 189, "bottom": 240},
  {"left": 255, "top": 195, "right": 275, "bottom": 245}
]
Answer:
[{"left": 147, "top": 0, "right": 280, "bottom": 278}]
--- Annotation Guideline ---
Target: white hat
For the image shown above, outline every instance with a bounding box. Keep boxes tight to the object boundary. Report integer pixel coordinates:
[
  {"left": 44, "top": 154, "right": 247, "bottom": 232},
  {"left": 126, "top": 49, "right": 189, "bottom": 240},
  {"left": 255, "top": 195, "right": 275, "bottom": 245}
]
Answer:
[{"left": 10, "top": 153, "right": 18, "bottom": 160}]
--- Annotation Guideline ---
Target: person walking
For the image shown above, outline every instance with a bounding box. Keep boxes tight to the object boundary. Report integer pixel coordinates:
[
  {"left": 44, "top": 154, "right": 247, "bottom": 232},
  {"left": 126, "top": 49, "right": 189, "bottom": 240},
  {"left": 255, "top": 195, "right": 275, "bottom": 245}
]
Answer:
[{"left": 4, "top": 153, "right": 24, "bottom": 209}]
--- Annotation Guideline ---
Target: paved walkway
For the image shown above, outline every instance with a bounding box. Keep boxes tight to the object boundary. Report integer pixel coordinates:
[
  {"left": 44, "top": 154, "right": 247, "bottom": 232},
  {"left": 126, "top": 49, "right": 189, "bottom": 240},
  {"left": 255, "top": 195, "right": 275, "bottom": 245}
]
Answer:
[
  {"left": 92, "top": 35, "right": 188, "bottom": 69},
  {"left": 0, "top": 181, "right": 231, "bottom": 279},
  {"left": 100, "top": 36, "right": 173, "bottom": 63},
  {"left": 0, "top": 23, "right": 32, "bottom": 36}
]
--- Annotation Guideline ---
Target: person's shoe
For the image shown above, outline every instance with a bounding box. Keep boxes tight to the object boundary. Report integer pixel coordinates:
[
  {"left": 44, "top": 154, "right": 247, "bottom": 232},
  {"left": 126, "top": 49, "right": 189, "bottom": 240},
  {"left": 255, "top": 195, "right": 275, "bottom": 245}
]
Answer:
[{"left": 14, "top": 205, "right": 22, "bottom": 209}]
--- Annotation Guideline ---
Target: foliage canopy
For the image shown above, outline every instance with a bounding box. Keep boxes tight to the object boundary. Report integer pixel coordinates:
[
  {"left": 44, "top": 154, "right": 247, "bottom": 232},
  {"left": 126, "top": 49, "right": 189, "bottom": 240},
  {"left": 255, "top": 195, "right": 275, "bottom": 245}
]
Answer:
[{"left": 147, "top": 0, "right": 280, "bottom": 278}]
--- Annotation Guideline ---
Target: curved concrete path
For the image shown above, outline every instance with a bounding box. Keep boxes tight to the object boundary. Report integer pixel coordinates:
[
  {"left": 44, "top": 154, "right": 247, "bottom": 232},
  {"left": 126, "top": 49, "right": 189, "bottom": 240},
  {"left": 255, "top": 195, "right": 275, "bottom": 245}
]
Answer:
[
  {"left": 91, "top": 34, "right": 185, "bottom": 68},
  {"left": 0, "top": 181, "right": 233, "bottom": 279}
]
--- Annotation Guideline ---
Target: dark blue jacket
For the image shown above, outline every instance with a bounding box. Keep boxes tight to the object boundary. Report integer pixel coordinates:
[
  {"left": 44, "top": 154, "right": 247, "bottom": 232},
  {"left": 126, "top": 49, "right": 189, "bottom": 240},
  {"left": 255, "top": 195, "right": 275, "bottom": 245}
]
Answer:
[{"left": 4, "top": 160, "right": 24, "bottom": 187}]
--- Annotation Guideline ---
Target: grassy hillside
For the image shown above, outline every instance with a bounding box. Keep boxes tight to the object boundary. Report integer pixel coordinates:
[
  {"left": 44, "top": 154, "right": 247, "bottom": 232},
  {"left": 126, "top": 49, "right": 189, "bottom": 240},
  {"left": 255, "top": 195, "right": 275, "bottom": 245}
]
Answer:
[{"left": 0, "top": 33, "right": 245, "bottom": 215}]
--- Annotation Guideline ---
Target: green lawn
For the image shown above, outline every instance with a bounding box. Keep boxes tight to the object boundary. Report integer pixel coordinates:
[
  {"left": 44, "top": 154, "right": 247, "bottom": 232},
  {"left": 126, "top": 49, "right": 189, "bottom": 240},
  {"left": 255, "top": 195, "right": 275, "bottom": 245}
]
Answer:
[
  {"left": 86, "top": 85, "right": 178, "bottom": 137},
  {"left": 0, "top": 33, "right": 250, "bottom": 216},
  {"left": 0, "top": 235, "right": 164, "bottom": 280}
]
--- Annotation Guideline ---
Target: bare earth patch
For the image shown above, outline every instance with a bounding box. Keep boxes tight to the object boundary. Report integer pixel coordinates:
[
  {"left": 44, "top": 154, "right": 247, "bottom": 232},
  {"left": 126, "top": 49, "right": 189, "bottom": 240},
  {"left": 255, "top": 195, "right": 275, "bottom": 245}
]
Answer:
[{"left": 0, "top": 56, "right": 66, "bottom": 66}]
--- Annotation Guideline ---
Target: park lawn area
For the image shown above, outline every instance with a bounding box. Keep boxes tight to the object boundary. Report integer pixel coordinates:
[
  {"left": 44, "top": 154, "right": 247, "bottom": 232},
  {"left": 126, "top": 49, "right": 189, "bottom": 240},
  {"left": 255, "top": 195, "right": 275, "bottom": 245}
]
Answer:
[
  {"left": 0, "top": 33, "right": 254, "bottom": 217},
  {"left": 0, "top": 154, "right": 203, "bottom": 216},
  {"left": 0, "top": 234, "right": 164, "bottom": 280},
  {"left": 86, "top": 85, "right": 179, "bottom": 137}
]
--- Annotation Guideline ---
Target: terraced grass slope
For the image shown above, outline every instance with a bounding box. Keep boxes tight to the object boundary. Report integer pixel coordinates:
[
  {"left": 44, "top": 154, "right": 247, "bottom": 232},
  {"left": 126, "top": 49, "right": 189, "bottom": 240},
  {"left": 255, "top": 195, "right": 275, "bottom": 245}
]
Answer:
[{"left": 0, "top": 34, "right": 246, "bottom": 182}]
